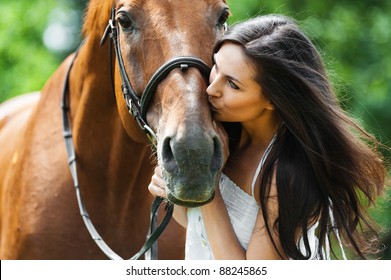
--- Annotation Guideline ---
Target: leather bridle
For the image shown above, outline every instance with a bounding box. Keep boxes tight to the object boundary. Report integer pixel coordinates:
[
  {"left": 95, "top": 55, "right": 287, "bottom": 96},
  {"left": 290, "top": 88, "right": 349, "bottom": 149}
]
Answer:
[
  {"left": 61, "top": 7, "right": 211, "bottom": 260},
  {"left": 100, "top": 7, "right": 211, "bottom": 146}
]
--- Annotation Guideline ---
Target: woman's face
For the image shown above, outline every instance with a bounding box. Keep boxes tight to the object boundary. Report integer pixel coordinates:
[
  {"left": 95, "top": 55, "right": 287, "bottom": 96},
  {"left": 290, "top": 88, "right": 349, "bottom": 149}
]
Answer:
[{"left": 207, "top": 42, "right": 271, "bottom": 123}]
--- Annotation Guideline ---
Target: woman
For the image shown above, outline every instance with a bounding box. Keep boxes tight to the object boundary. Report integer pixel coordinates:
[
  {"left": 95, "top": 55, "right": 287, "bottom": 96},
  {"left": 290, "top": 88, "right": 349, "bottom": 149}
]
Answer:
[{"left": 149, "top": 15, "right": 387, "bottom": 259}]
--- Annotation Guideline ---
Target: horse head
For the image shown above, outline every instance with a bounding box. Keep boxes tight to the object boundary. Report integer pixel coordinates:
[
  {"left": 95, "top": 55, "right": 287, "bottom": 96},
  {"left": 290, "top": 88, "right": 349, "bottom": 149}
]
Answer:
[{"left": 87, "top": 0, "right": 229, "bottom": 207}]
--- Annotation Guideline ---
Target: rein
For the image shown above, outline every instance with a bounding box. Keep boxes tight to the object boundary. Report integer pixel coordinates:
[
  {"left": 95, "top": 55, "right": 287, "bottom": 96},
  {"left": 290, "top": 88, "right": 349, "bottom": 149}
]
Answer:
[{"left": 61, "top": 7, "right": 211, "bottom": 260}]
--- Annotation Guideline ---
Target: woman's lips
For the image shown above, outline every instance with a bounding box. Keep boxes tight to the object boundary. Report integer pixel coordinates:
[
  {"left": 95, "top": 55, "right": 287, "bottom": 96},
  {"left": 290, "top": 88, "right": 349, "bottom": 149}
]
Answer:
[
  {"left": 209, "top": 102, "right": 218, "bottom": 112},
  {"left": 208, "top": 96, "right": 218, "bottom": 111}
]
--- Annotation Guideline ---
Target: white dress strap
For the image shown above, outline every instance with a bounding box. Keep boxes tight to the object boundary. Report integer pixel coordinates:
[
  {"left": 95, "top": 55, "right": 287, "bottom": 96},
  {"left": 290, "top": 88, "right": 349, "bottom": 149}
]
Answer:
[
  {"left": 329, "top": 199, "right": 347, "bottom": 260},
  {"left": 251, "top": 134, "right": 278, "bottom": 197}
]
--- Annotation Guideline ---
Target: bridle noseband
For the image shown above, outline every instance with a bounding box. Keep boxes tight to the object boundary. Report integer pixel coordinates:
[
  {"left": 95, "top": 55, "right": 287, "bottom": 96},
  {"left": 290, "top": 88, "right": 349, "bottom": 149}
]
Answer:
[{"left": 61, "top": 7, "right": 211, "bottom": 260}]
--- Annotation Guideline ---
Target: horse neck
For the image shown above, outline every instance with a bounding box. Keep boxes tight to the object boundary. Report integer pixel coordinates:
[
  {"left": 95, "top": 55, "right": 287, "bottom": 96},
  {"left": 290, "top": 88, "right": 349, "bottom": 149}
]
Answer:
[
  {"left": 67, "top": 37, "right": 153, "bottom": 198},
  {"left": 69, "top": 38, "right": 115, "bottom": 132}
]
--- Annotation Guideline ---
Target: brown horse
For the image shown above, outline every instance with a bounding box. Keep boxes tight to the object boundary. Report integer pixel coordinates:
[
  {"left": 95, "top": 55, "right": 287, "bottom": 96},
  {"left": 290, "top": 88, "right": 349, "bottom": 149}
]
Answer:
[{"left": 0, "top": 0, "right": 229, "bottom": 259}]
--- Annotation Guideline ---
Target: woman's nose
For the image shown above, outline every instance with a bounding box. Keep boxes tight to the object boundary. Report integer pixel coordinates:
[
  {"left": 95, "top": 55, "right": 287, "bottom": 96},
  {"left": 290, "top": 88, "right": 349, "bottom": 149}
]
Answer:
[{"left": 207, "top": 72, "right": 220, "bottom": 98}]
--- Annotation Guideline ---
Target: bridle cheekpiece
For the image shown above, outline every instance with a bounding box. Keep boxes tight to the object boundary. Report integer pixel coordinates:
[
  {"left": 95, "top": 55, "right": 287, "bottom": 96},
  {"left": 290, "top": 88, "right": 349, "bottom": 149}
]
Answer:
[{"left": 100, "top": 7, "right": 211, "bottom": 146}]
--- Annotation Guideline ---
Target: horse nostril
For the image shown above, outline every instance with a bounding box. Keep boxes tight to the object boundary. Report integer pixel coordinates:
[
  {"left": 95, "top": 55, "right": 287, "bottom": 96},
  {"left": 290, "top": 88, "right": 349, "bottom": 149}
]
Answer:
[
  {"left": 211, "top": 136, "right": 224, "bottom": 172},
  {"left": 161, "top": 137, "right": 178, "bottom": 173}
]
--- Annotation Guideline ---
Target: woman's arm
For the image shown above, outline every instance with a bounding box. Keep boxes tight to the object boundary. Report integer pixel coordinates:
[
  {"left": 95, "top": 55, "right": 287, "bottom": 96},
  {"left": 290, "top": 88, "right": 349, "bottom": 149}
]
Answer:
[
  {"left": 200, "top": 189, "right": 246, "bottom": 259},
  {"left": 201, "top": 171, "right": 285, "bottom": 260},
  {"left": 246, "top": 195, "right": 285, "bottom": 259}
]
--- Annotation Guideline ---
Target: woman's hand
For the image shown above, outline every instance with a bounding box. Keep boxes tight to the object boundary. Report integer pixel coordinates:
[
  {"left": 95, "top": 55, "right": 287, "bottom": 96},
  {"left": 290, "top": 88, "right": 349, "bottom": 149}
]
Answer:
[
  {"left": 148, "top": 166, "right": 167, "bottom": 198},
  {"left": 148, "top": 165, "right": 188, "bottom": 228}
]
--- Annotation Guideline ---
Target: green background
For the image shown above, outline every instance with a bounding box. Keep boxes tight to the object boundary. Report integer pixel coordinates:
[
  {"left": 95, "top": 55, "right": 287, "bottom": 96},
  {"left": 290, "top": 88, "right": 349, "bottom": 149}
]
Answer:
[{"left": 0, "top": 0, "right": 389, "bottom": 259}]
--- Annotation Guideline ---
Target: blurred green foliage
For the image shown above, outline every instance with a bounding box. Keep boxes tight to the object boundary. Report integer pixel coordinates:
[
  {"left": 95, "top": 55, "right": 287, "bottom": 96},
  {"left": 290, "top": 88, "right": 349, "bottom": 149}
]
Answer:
[
  {"left": 0, "top": 1, "right": 57, "bottom": 101},
  {"left": 0, "top": 0, "right": 389, "bottom": 259},
  {"left": 0, "top": 0, "right": 86, "bottom": 101}
]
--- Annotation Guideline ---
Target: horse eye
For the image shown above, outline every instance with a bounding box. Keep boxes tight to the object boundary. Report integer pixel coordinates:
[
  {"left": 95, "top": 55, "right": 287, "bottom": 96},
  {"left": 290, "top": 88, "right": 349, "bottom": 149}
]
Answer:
[
  {"left": 117, "top": 12, "right": 133, "bottom": 31},
  {"left": 217, "top": 8, "right": 230, "bottom": 27}
]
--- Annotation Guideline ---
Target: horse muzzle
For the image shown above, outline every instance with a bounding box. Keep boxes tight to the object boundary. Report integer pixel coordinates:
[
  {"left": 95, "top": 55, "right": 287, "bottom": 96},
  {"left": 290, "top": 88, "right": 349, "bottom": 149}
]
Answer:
[{"left": 159, "top": 130, "right": 223, "bottom": 207}]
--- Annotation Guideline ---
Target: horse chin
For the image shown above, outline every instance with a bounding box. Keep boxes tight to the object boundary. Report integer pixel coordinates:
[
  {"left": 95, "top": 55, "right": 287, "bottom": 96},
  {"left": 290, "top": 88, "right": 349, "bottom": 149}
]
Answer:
[
  {"left": 167, "top": 192, "right": 215, "bottom": 208},
  {"left": 161, "top": 166, "right": 219, "bottom": 207}
]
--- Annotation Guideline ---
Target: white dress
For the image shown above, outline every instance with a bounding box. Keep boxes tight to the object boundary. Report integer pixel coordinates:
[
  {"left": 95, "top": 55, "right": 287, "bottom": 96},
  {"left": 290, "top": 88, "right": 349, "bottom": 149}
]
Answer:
[
  {"left": 184, "top": 135, "right": 344, "bottom": 260},
  {"left": 185, "top": 173, "right": 259, "bottom": 260}
]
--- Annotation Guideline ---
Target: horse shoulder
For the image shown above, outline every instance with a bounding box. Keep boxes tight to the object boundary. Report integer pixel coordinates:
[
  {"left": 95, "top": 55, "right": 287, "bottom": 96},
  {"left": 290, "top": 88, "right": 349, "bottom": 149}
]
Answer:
[
  {"left": 0, "top": 92, "right": 41, "bottom": 192},
  {"left": 0, "top": 56, "right": 78, "bottom": 259},
  {"left": 0, "top": 92, "right": 40, "bottom": 130}
]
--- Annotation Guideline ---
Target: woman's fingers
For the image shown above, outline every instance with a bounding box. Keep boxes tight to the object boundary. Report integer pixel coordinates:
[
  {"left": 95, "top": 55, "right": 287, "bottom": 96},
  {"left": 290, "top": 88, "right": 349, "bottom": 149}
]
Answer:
[{"left": 148, "top": 166, "right": 167, "bottom": 198}]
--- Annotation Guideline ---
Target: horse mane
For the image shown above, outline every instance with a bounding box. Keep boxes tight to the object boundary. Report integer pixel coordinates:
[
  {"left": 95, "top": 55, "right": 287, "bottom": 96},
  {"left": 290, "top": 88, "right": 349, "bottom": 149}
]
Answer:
[{"left": 82, "top": 0, "right": 114, "bottom": 39}]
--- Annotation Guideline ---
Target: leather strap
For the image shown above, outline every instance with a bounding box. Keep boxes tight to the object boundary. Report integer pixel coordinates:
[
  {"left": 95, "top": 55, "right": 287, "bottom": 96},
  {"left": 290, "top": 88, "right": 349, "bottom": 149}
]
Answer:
[
  {"left": 61, "top": 41, "right": 173, "bottom": 260},
  {"left": 101, "top": 7, "right": 211, "bottom": 147},
  {"left": 140, "top": 56, "right": 211, "bottom": 120}
]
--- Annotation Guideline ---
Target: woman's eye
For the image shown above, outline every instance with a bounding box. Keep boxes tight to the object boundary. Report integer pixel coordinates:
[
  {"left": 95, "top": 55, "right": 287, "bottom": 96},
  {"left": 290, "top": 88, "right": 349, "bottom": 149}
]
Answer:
[
  {"left": 117, "top": 12, "right": 133, "bottom": 30},
  {"left": 228, "top": 80, "right": 239, "bottom": 90}
]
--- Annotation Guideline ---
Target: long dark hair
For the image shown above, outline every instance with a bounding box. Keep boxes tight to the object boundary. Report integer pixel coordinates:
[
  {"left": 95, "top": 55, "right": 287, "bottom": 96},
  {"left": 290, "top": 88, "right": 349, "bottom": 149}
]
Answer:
[{"left": 216, "top": 15, "right": 387, "bottom": 259}]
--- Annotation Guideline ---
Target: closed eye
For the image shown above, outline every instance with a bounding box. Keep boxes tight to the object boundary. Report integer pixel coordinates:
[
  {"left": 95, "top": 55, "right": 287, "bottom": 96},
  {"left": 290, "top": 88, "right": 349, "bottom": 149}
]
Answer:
[
  {"left": 228, "top": 80, "right": 239, "bottom": 90},
  {"left": 212, "top": 54, "right": 241, "bottom": 90}
]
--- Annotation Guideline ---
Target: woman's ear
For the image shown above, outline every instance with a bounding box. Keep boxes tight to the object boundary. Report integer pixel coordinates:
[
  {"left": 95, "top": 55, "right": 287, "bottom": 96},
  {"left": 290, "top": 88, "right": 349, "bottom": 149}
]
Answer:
[{"left": 266, "top": 102, "right": 275, "bottom": 111}]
